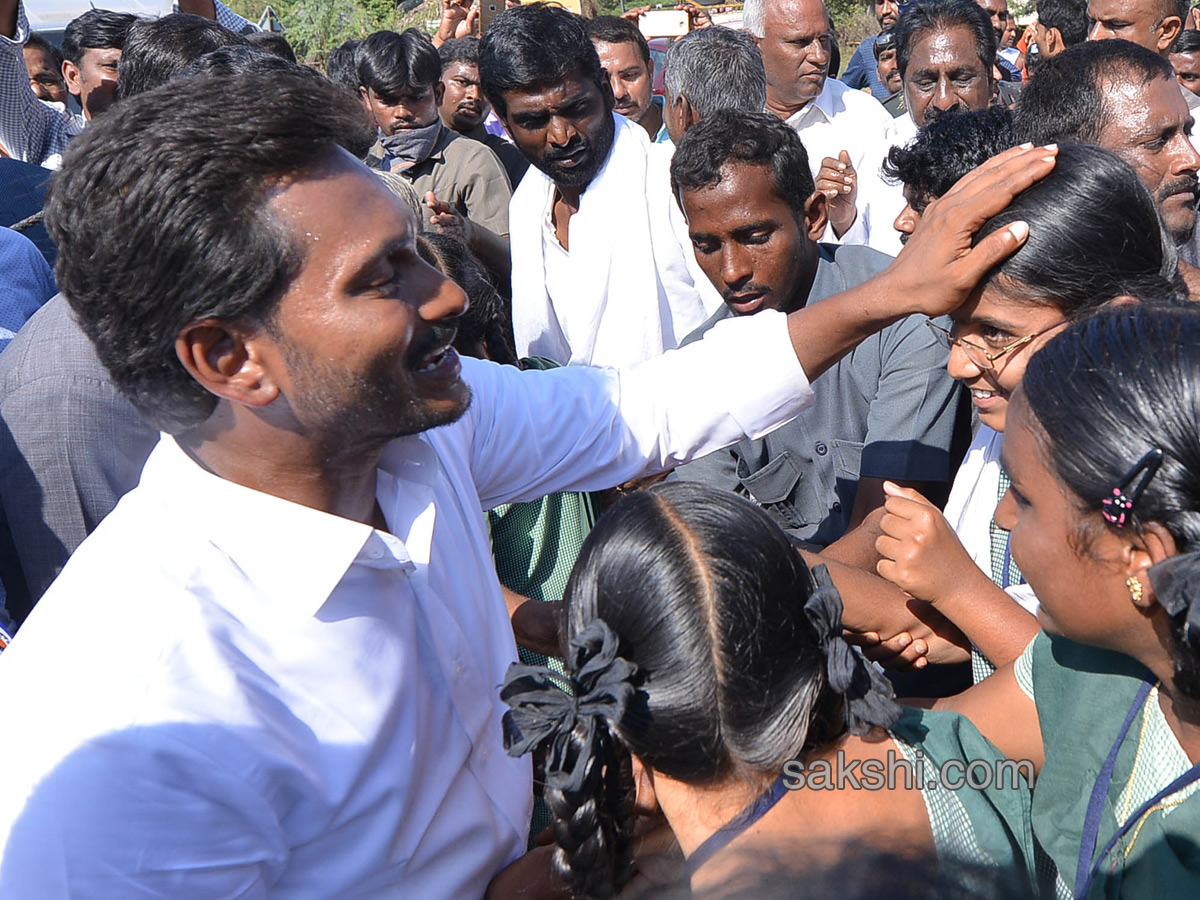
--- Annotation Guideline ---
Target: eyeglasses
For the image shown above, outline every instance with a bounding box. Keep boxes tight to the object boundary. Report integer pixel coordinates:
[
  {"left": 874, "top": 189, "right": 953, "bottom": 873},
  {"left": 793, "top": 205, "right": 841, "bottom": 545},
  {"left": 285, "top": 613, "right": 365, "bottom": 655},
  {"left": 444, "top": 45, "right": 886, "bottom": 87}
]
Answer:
[{"left": 925, "top": 319, "right": 1066, "bottom": 372}]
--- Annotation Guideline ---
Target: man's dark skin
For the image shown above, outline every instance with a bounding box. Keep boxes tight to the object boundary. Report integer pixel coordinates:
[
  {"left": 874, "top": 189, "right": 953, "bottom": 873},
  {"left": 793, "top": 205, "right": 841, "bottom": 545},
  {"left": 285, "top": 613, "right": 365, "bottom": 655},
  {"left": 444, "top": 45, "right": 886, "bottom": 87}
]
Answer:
[
  {"left": 673, "top": 156, "right": 970, "bottom": 669},
  {"left": 903, "top": 25, "right": 994, "bottom": 127},
  {"left": 495, "top": 71, "right": 615, "bottom": 251}
]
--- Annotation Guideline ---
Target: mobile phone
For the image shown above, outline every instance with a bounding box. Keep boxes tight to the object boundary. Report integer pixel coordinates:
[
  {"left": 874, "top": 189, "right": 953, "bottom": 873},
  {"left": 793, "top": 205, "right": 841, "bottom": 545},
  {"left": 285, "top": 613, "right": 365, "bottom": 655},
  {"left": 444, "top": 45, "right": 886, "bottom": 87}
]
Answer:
[{"left": 638, "top": 9, "right": 689, "bottom": 37}]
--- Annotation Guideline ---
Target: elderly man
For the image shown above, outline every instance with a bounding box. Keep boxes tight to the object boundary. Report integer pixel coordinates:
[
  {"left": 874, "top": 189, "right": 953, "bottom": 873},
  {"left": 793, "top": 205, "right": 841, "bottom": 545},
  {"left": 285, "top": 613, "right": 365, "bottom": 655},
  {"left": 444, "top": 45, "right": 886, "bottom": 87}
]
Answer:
[
  {"left": 480, "top": 3, "right": 720, "bottom": 366},
  {"left": 660, "top": 25, "right": 767, "bottom": 144},
  {"left": 745, "top": 0, "right": 899, "bottom": 252},
  {"left": 0, "top": 64, "right": 1050, "bottom": 897},
  {"left": 1016, "top": 39, "right": 1200, "bottom": 292},
  {"left": 893, "top": 0, "right": 997, "bottom": 142}
]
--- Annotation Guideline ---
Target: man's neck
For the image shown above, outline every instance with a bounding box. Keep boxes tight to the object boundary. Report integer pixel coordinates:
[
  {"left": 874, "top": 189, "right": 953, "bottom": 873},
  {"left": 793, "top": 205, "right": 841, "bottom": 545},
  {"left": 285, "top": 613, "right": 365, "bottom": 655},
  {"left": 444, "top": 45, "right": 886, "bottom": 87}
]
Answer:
[
  {"left": 178, "top": 406, "right": 388, "bottom": 528},
  {"left": 765, "top": 90, "right": 816, "bottom": 122},
  {"left": 637, "top": 100, "right": 663, "bottom": 141}
]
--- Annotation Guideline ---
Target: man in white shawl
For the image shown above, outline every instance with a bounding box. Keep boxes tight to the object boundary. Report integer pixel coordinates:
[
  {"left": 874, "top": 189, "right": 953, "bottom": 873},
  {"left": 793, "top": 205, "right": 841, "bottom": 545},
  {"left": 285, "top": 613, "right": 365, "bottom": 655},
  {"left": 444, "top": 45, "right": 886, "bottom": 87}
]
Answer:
[{"left": 479, "top": 3, "right": 722, "bottom": 368}]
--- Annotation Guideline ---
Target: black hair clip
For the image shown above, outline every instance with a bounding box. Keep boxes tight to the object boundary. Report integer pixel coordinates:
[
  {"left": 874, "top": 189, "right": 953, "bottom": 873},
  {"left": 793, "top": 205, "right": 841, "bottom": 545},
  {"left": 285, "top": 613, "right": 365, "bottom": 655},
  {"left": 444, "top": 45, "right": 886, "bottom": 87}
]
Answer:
[{"left": 1101, "top": 447, "right": 1165, "bottom": 528}]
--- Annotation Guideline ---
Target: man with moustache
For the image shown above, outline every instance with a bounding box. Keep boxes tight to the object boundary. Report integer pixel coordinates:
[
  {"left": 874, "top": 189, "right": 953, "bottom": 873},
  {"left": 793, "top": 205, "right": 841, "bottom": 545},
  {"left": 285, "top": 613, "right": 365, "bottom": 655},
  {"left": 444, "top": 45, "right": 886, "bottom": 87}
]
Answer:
[
  {"left": 892, "top": 0, "right": 997, "bottom": 142},
  {"left": 437, "top": 36, "right": 528, "bottom": 188},
  {"left": 842, "top": 0, "right": 902, "bottom": 100},
  {"left": 1015, "top": 39, "right": 1200, "bottom": 293},
  {"left": 359, "top": 28, "right": 513, "bottom": 283},
  {"left": 480, "top": 3, "right": 720, "bottom": 367},
  {"left": 1085, "top": 0, "right": 1200, "bottom": 113},
  {"left": 669, "top": 109, "right": 962, "bottom": 550},
  {"left": 587, "top": 16, "right": 669, "bottom": 142}
]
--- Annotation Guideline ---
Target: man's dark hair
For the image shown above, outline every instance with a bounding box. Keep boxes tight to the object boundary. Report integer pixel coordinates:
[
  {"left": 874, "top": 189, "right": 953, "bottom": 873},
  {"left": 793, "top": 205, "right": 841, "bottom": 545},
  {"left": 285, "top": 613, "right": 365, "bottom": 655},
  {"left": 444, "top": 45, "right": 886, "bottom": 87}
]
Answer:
[
  {"left": 896, "top": 0, "right": 996, "bottom": 77},
  {"left": 1014, "top": 39, "right": 1174, "bottom": 144},
  {"left": 1035, "top": 0, "right": 1089, "bottom": 47},
  {"left": 670, "top": 109, "right": 816, "bottom": 219},
  {"left": 439, "top": 36, "right": 481, "bottom": 69},
  {"left": 585, "top": 15, "right": 651, "bottom": 66},
  {"left": 479, "top": 3, "right": 608, "bottom": 119},
  {"left": 884, "top": 106, "right": 1015, "bottom": 208},
  {"left": 44, "top": 71, "right": 377, "bottom": 434},
  {"left": 417, "top": 233, "right": 516, "bottom": 365},
  {"left": 247, "top": 31, "right": 297, "bottom": 64},
  {"left": 181, "top": 46, "right": 318, "bottom": 81},
  {"left": 61, "top": 10, "right": 137, "bottom": 65},
  {"left": 25, "top": 32, "right": 64, "bottom": 71},
  {"left": 1172, "top": 27, "right": 1200, "bottom": 52},
  {"left": 116, "top": 14, "right": 249, "bottom": 99},
  {"left": 325, "top": 38, "right": 361, "bottom": 92},
  {"left": 357, "top": 29, "right": 442, "bottom": 99}
]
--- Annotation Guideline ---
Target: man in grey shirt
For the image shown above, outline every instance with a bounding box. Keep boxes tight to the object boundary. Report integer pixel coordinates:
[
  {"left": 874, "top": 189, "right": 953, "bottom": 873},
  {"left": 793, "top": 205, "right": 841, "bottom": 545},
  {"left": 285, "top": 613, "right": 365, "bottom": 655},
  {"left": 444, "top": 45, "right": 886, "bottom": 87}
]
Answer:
[
  {"left": 669, "top": 109, "right": 964, "bottom": 550},
  {"left": 0, "top": 295, "right": 156, "bottom": 623}
]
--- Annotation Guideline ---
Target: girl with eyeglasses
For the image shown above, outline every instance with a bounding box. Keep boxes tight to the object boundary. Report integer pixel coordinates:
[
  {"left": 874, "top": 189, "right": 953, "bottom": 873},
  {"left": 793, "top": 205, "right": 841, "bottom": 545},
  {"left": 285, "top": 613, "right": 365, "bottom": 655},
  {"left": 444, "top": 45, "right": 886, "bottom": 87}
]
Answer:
[{"left": 861, "top": 142, "right": 1186, "bottom": 681}]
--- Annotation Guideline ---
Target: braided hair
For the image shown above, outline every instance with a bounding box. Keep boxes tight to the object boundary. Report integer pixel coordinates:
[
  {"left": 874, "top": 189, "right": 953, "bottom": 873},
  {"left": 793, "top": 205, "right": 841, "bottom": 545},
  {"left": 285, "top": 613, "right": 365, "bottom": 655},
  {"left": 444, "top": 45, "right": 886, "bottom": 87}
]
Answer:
[{"left": 501, "top": 483, "right": 900, "bottom": 897}]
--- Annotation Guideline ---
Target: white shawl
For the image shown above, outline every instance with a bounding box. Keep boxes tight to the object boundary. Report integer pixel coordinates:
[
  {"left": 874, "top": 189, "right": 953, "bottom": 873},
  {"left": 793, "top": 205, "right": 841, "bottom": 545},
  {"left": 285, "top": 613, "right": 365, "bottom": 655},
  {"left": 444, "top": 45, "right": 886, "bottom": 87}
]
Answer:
[{"left": 509, "top": 113, "right": 719, "bottom": 367}]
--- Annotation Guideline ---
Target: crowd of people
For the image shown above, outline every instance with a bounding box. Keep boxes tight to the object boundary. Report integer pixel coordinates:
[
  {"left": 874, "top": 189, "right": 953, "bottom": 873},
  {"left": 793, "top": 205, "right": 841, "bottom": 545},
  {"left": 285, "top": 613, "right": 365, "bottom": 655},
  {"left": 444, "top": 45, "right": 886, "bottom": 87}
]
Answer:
[{"left": 0, "top": 0, "right": 1198, "bottom": 895}]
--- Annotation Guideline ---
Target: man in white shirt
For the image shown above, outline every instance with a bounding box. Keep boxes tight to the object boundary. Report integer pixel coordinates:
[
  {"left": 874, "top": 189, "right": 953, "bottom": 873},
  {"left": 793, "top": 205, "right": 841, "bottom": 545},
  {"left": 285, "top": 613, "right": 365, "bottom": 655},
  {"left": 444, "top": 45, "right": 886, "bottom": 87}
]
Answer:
[
  {"left": 744, "top": 0, "right": 900, "bottom": 253},
  {"left": 0, "top": 65, "right": 1053, "bottom": 897},
  {"left": 480, "top": 3, "right": 720, "bottom": 367}
]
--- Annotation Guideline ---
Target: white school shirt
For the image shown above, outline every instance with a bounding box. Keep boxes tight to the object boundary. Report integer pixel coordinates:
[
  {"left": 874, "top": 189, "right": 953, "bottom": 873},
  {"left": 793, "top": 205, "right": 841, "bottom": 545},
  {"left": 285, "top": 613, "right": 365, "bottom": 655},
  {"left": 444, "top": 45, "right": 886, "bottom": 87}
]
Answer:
[
  {"left": 942, "top": 424, "right": 1038, "bottom": 614},
  {"left": 784, "top": 78, "right": 904, "bottom": 256},
  {"left": 0, "top": 313, "right": 812, "bottom": 899}
]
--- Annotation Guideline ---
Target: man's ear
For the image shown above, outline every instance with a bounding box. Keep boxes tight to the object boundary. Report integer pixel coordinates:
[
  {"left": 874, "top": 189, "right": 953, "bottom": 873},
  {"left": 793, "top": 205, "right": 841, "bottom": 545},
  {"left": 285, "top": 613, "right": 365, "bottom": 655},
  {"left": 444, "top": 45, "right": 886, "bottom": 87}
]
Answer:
[
  {"left": 62, "top": 59, "right": 82, "bottom": 98},
  {"left": 1158, "top": 15, "right": 1184, "bottom": 52},
  {"left": 175, "top": 319, "right": 280, "bottom": 410},
  {"left": 647, "top": 57, "right": 655, "bottom": 81},
  {"left": 678, "top": 94, "right": 700, "bottom": 133},
  {"left": 1046, "top": 26, "right": 1063, "bottom": 55},
  {"left": 803, "top": 189, "right": 829, "bottom": 242},
  {"left": 434, "top": 81, "right": 446, "bottom": 106}
]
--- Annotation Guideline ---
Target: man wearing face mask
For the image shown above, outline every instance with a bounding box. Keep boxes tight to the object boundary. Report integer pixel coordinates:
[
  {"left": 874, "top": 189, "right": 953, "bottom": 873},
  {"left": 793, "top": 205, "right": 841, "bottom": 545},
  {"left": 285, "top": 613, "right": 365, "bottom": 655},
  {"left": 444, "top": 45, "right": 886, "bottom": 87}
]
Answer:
[{"left": 360, "top": 29, "right": 513, "bottom": 281}]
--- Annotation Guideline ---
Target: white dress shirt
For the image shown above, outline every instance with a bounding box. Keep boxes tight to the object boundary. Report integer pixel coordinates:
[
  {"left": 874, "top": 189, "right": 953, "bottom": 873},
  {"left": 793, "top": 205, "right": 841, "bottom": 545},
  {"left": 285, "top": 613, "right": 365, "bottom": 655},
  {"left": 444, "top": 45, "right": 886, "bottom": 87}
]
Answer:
[
  {"left": 0, "top": 313, "right": 812, "bottom": 898},
  {"left": 785, "top": 78, "right": 904, "bottom": 257}
]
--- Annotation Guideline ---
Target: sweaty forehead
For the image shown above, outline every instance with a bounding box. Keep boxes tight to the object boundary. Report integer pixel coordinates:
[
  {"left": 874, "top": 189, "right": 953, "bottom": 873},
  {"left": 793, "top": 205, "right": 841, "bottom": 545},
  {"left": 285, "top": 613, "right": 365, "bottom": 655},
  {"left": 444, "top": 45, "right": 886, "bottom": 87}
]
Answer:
[
  {"left": 503, "top": 75, "right": 601, "bottom": 115},
  {"left": 909, "top": 27, "right": 985, "bottom": 70},
  {"left": 1089, "top": 0, "right": 1163, "bottom": 21},
  {"left": 1099, "top": 74, "right": 1186, "bottom": 139},
  {"left": 592, "top": 40, "right": 645, "bottom": 69},
  {"left": 764, "top": 0, "right": 832, "bottom": 33}
]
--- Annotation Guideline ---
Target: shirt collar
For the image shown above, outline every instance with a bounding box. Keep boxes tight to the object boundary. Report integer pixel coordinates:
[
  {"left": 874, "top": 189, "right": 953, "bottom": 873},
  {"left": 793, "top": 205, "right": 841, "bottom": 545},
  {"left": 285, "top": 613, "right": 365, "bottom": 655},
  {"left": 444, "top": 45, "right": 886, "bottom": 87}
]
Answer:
[
  {"left": 785, "top": 79, "right": 836, "bottom": 127},
  {"left": 140, "top": 436, "right": 422, "bottom": 618}
]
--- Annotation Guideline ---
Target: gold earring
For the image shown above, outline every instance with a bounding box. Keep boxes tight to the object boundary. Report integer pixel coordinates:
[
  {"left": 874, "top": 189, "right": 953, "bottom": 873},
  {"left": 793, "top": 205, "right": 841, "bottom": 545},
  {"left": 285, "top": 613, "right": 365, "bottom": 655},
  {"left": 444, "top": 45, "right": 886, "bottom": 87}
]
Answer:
[{"left": 1127, "top": 575, "right": 1144, "bottom": 604}]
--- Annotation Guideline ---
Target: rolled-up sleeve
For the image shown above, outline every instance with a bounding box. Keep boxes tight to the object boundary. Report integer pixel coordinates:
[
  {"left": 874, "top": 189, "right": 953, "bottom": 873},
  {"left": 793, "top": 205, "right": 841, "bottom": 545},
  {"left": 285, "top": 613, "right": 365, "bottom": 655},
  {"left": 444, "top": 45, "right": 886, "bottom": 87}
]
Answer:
[{"left": 465, "top": 309, "right": 813, "bottom": 507}]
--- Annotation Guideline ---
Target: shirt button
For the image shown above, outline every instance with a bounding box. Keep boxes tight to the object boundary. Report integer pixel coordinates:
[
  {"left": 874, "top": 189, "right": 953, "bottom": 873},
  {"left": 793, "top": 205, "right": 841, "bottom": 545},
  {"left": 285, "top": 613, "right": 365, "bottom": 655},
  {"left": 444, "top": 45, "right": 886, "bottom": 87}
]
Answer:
[
  {"left": 832, "top": 501, "right": 842, "bottom": 513},
  {"left": 454, "top": 660, "right": 464, "bottom": 679},
  {"left": 815, "top": 442, "right": 828, "bottom": 456},
  {"left": 368, "top": 546, "right": 384, "bottom": 560}
]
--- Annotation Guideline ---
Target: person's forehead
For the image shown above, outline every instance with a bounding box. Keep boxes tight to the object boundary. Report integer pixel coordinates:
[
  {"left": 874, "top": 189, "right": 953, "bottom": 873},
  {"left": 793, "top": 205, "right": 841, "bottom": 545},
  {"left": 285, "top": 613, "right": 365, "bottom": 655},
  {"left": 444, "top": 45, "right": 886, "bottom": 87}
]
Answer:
[
  {"left": 592, "top": 39, "right": 645, "bottom": 69},
  {"left": 682, "top": 161, "right": 793, "bottom": 221},
  {"left": 979, "top": 0, "right": 1007, "bottom": 14},
  {"left": 266, "top": 151, "right": 416, "bottom": 278},
  {"left": 23, "top": 45, "right": 54, "bottom": 68},
  {"left": 443, "top": 60, "right": 480, "bottom": 81},
  {"left": 1100, "top": 74, "right": 1188, "bottom": 137},
  {"left": 1089, "top": 0, "right": 1159, "bottom": 20},
  {"left": 1172, "top": 50, "right": 1200, "bottom": 70},
  {"left": 909, "top": 27, "right": 986, "bottom": 69},
  {"left": 764, "top": 0, "right": 831, "bottom": 34},
  {"left": 503, "top": 74, "right": 601, "bottom": 114}
]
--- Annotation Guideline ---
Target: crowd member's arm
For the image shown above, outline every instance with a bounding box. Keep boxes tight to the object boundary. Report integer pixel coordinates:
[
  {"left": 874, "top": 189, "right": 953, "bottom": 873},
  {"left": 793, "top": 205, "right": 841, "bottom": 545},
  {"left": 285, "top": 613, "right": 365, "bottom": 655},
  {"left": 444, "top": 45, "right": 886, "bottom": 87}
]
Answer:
[
  {"left": 426, "top": 193, "right": 512, "bottom": 286},
  {"left": 176, "top": 0, "right": 258, "bottom": 33},
  {"left": 464, "top": 144, "right": 1057, "bottom": 509},
  {"left": 933, "top": 657, "right": 1044, "bottom": 773},
  {"left": 0, "top": 0, "right": 79, "bottom": 168},
  {"left": 432, "top": 0, "right": 478, "bottom": 47},
  {"left": 876, "top": 481, "right": 1040, "bottom": 670}
]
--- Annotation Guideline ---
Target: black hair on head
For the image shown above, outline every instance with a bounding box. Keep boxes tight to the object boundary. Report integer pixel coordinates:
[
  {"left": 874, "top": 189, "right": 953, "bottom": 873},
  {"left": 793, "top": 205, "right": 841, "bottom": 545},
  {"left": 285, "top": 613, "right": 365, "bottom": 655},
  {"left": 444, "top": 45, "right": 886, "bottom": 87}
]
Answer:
[
  {"left": 62, "top": 9, "right": 137, "bottom": 65},
  {"left": 972, "top": 142, "right": 1186, "bottom": 310},
  {"left": 44, "top": 70, "right": 378, "bottom": 434},
  {"left": 1035, "top": 0, "right": 1090, "bottom": 47},
  {"left": 356, "top": 29, "right": 442, "bottom": 99},
  {"left": 585, "top": 15, "right": 651, "bottom": 66},
  {"left": 325, "top": 38, "right": 361, "bottom": 92},
  {"left": 180, "top": 46, "right": 318, "bottom": 81},
  {"left": 478, "top": 2, "right": 607, "bottom": 119},
  {"left": 247, "top": 31, "right": 297, "bottom": 64},
  {"left": 416, "top": 233, "right": 516, "bottom": 365},
  {"left": 116, "top": 13, "right": 250, "bottom": 99},
  {"left": 1172, "top": 28, "right": 1200, "bottom": 52},
  {"left": 438, "top": 36, "right": 481, "bottom": 68},
  {"left": 1021, "top": 305, "right": 1200, "bottom": 698},
  {"left": 884, "top": 106, "right": 1015, "bottom": 206},
  {"left": 670, "top": 108, "right": 815, "bottom": 219},
  {"left": 24, "top": 32, "right": 64, "bottom": 70},
  {"left": 896, "top": 0, "right": 996, "bottom": 78},
  {"left": 1014, "top": 39, "right": 1174, "bottom": 145}
]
